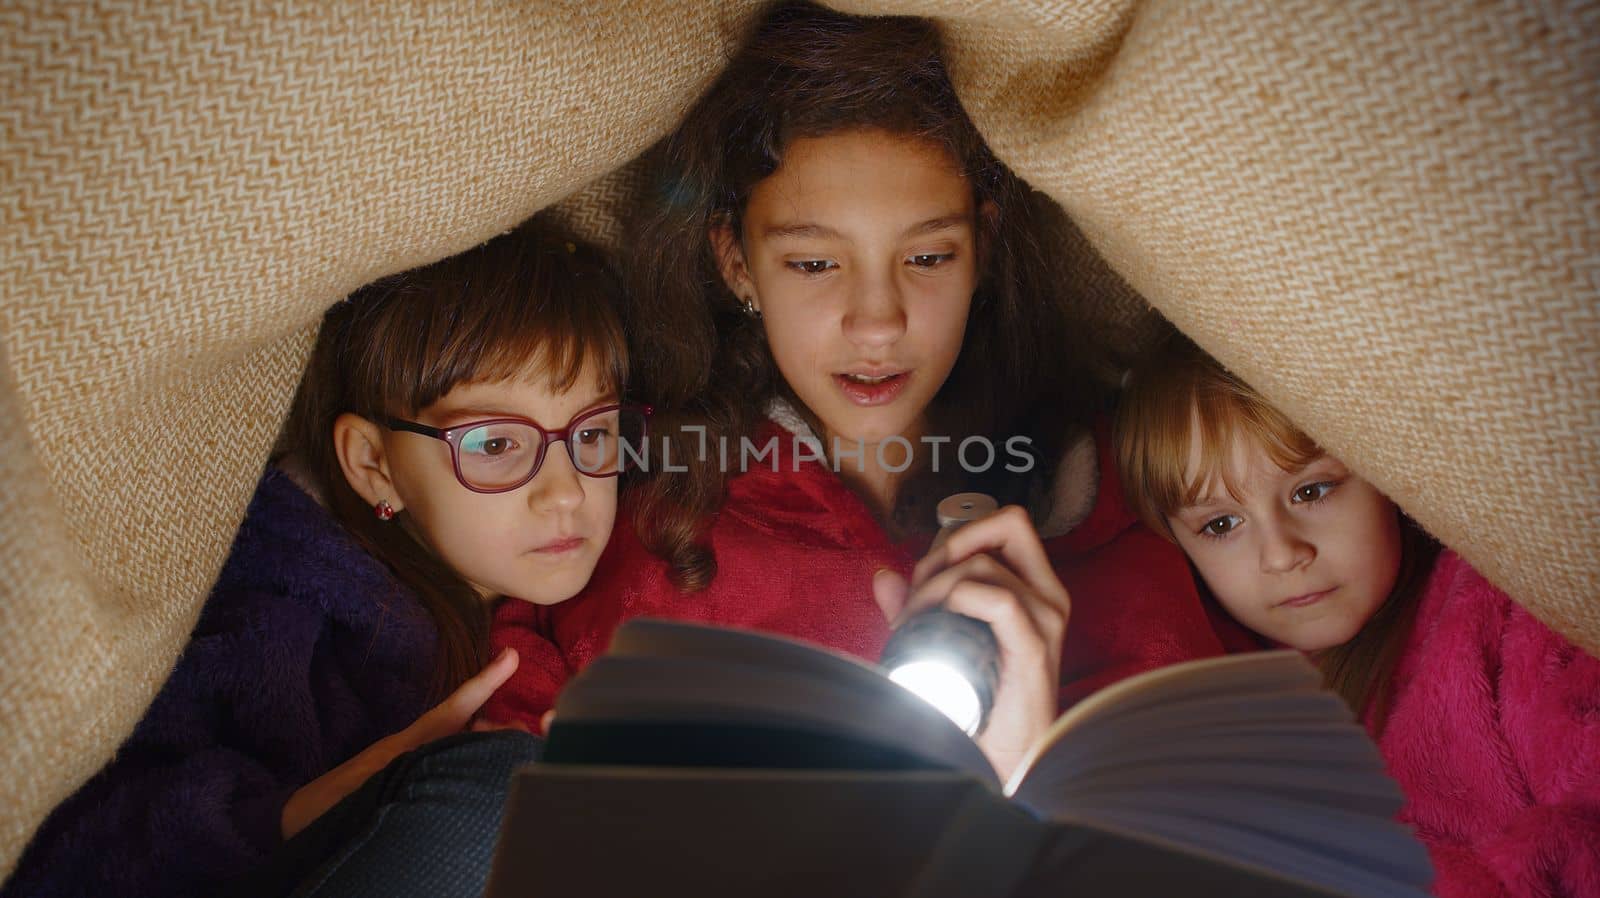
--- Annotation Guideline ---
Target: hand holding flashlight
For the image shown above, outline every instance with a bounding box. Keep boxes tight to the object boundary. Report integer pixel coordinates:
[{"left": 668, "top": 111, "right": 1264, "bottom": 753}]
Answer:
[
  {"left": 873, "top": 500, "right": 1071, "bottom": 783},
  {"left": 880, "top": 494, "right": 1002, "bottom": 737}
]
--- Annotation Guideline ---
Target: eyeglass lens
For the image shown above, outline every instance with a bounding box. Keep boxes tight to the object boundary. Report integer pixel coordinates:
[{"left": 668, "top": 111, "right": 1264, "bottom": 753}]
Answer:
[{"left": 456, "top": 407, "right": 646, "bottom": 489}]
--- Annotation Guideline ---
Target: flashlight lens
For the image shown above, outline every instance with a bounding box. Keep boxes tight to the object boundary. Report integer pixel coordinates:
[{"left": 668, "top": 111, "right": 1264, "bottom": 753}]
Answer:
[{"left": 887, "top": 659, "right": 983, "bottom": 735}]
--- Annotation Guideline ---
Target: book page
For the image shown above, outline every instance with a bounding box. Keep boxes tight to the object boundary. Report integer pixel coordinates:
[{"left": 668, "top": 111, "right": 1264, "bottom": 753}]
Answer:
[
  {"left": 1007, "top": 650, "right": 1318, "bottom": 791},
  {"left": 1004, "top": 650, "right": 1433, "bottom": 898}
]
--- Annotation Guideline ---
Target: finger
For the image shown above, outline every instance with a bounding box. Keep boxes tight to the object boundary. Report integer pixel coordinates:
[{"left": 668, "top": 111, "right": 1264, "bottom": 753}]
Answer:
[
  {"left": 899, "top": 553, "right": 1029, "bottom": 626},
  {"left": 872, "top": 568, "right": 910, "bottom": 624},
  {"left": 939, "top": 506, "right": 1052, "bottom": 586},
  {"left": 909, "top": 530, "right": 1003, "bottom": 590},
  {"left": 910, "top": 541, "right": 952, "bottom": 590},
  {"left": 900, "top": 555, "right": 1067, "bottom": 653},
  {"left": 939, "top": 580, "right": 1064, "bottom": 740},
  {"left": 941, "top": 579, "right": 1064, "bottom": 666},
  {"left": 910, "top": 502, "right": 1006, "bottom": 586},
  {"left": 411, "top": 647, "right": 521, "bottom": 741},
  {"left": 540, "top": 710, "right": 556, "bottom": 735},
  {"left": 939, "top": 507, "right": 1068, "bottom": 612}
]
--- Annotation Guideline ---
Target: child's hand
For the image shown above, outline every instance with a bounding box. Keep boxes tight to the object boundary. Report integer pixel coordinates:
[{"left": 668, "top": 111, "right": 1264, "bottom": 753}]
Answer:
[
  {"left": 479, "top": 707, "right": 552, "bottom": 734},
  {"left": 872, "top": 506, "right": 1070, "bottom": 783},
  {"left": 280, "top": 646, "right": 521, "bottom": 839}
]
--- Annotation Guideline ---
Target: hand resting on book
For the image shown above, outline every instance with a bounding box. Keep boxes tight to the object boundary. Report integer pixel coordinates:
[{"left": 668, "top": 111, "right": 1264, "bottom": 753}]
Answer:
[{"left": 872, "top": 505, "right": 1070, "bottom": 782}]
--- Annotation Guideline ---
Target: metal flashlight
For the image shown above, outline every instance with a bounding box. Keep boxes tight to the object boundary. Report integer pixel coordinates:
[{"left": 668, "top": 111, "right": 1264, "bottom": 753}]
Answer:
[{"left": 880, "top": 492, "right": 1001, "bottom": 737}]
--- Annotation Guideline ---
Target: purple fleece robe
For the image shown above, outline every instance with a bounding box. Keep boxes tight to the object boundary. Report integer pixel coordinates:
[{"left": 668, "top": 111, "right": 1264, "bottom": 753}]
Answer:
[{"left": 3, "top": 468, "right": 438, "bottom": 898}]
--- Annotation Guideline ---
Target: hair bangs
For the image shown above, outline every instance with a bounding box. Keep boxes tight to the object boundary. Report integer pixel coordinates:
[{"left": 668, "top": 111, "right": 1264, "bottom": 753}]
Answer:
[
  {"left": 1179, "top": 367, "right": 1323, "bottom": 505},
  {"left": 1117, "top": 334, "right": 1322, "bottom": 539},
  {"left": 368, "top": 232, "right": 628, "bottom": 418},
  {"left": 1117, "top": 362, "right": 1205, "bottom": 538},
  {"left": 427, "top": 279, "right": 628, "bottom": 407}
]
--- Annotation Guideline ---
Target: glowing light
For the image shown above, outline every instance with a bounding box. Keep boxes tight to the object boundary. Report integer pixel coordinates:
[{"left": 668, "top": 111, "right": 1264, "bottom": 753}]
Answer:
[{"left": 888, "top": 658, "right": 983, "bottom": 736}]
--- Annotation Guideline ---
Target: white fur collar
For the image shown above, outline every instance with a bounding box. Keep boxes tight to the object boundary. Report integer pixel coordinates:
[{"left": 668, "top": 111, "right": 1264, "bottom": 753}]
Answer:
[
  {"left": 763, "top": 397, "right": 825, "bottom": 457},
  {"left": 1029, "top": 432, "right": 1099, "bottom": 539}
]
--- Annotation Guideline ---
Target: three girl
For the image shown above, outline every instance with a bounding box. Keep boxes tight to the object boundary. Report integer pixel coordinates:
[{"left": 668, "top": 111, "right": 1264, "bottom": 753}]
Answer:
[
  {"left": 484, "top": 1, "right": 1255, "bottom": 779},
  {"left": 4, "top": 221, "right": 639, "bottom": 898},
  {"left": 9, "top": 4, "right": 1588, "bottom": 897},
  {"left": 1114, "top": 334, "right": 1600, "bottom": 898}
]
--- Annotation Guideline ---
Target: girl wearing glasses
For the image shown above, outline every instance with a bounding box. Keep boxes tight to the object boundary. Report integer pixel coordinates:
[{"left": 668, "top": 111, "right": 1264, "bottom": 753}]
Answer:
[
  {"left": 487, "top": 2, "right": 1256, "bottom": 781},
  {"left": 4, "top": 220, "right": 645, "bottom": 898}
]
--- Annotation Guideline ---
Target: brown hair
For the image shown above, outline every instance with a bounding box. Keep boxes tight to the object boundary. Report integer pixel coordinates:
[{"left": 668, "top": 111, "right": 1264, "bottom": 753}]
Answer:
[
  {"left": 624, "top": 1, "right": 1107, "bottom": 589},
  {"left": 1114, "top": 333, "right": 1438, "bottom": 725},
  {"left": 280, "top": 218, "right": 628, "bottom": 698}
]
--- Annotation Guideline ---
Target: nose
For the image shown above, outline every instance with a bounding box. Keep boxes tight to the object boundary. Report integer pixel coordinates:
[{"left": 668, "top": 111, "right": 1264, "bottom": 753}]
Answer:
[
  {"left": 1258, "top": 516, "right": 1315, "bottom": 574},
  {"left": 525, "top": 441, "right": 586, "bottom": 513},
  {"left": 842, "top": 266, "right": 907, "bottom": 350}
]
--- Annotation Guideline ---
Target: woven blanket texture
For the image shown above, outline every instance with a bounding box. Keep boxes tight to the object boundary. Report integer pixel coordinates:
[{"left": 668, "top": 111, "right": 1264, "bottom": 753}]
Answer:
[{"left": 1, "top": 0, "right": 1595, "bottom": 876}]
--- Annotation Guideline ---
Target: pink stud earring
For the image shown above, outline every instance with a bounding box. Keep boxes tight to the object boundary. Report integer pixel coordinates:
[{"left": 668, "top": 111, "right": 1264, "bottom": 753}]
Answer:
[{"left": 374, "top": 499, "right": 396, "bottom": 521}]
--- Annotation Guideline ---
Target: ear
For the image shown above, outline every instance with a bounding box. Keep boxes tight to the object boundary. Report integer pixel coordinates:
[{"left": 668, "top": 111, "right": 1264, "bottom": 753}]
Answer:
[
  {"left": 333, "top": 412, "right": 405, "bottom": 513},
  {"left": 708, "top": 216, "right": 758, "bottom": 312}
]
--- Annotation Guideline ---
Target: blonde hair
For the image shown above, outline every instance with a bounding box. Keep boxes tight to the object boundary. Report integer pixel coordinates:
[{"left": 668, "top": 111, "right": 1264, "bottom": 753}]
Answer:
[
  {"left": 1113, "top": 333, "right": 1438, "bottom": 726},
  {"left": 1115, "top": 336, "right": 1321, "bottom": 540}
]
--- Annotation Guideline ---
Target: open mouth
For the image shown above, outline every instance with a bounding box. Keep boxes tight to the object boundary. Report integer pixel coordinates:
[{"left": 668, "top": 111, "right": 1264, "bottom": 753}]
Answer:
[{"left": 833, "top": 370, "right": 910, "bottom": 406}]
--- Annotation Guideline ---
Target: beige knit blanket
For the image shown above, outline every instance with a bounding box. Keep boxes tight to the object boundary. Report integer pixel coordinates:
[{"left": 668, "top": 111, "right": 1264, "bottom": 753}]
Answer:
[{"left": 2, "top": 0, "right": 1595, "bottom": 874}]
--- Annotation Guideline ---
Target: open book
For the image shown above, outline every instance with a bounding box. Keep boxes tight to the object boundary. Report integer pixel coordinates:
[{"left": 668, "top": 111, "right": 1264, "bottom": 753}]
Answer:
[{"left": 486, "top": 619, "right": 1433, "bottom": 898}]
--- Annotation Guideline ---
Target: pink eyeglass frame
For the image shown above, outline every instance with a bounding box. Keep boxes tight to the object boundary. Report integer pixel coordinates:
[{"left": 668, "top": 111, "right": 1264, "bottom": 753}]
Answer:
[{"left": 382, "top": 403, "right": 652, "bottom": 494}]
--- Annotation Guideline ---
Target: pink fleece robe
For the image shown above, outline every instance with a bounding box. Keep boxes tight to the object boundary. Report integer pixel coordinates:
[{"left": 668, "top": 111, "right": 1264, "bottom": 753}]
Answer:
[{"left": 1378, "top": 550, "right": 1600, "bottom": 898}]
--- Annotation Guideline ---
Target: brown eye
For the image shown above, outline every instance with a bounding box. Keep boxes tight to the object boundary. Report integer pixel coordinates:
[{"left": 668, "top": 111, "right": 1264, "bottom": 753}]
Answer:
[
  {"left": 1292, "top": 482, "right": 1336, "bottom": 503},
  {"left": 789, "top": 259, "right": 836, "bottom": 274},
  {"left": 461, "top": 425, "right": 533, "bottom": 461},
  {"left": 575, "top": 426, "right": 610, "bottom": 446},
  {"left": 1202, "top": 515, "right": 1241, "bottom": 537}
]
